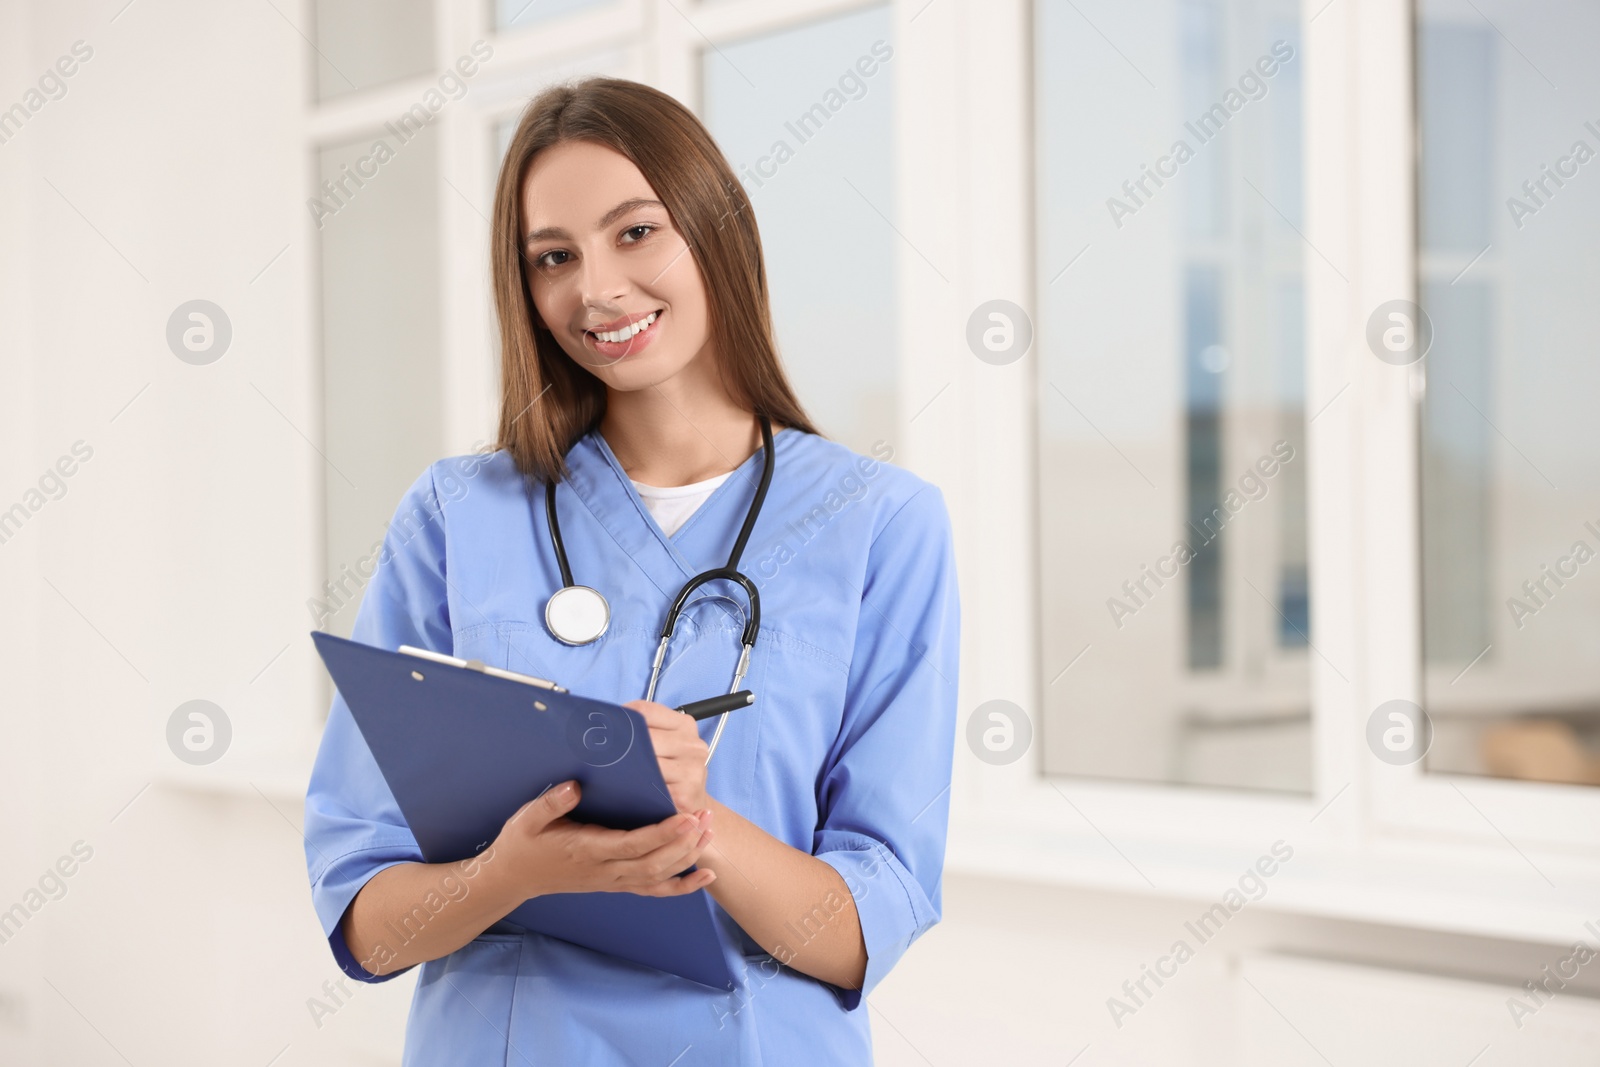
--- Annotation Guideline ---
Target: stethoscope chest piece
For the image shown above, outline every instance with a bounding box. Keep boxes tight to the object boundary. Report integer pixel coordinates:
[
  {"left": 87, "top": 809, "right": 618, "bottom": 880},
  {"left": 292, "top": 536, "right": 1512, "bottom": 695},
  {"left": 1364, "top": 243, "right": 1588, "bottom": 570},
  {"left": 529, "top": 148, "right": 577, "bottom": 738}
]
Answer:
[{"left": 545, "top": 584, "right": 610, "bottom": 645}]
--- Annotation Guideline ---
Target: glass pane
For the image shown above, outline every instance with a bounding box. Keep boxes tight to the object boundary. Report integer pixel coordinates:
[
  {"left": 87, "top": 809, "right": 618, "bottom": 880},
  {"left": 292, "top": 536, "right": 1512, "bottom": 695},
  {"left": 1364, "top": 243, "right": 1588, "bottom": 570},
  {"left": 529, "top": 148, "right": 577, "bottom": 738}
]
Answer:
[
  {"left": 313, "top": 0, "right": 435, "bottom": 103},
  {"left": 1036, "top": 0, "right": 1310, "bottom": 792},
  {"left": 316, "top": 129, "right": 443, "bottom": 640},
  {"left": 700, "top": 6, "right": 897, "bottom": 456},
  {"left": 1418, "top": 0, "right": 1600, "bottom": 787},
  {"left": 493, "top": 0, "right": 612, "bottom": 31}
]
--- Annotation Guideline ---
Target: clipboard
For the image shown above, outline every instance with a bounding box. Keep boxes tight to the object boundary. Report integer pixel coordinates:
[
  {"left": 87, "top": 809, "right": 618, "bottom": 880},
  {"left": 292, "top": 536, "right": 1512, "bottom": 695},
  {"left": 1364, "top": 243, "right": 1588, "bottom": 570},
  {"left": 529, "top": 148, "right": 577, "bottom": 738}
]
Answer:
[{"left": 310, "top": 630, "right": 735, "bottom": 991}]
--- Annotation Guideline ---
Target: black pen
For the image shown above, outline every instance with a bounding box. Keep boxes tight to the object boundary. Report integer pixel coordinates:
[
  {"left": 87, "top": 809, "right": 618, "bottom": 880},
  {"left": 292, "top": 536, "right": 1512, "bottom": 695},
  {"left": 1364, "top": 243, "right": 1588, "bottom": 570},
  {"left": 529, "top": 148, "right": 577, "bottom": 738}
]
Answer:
[{"left": 675, "top": 690, "right": 755, "bottom": 721}]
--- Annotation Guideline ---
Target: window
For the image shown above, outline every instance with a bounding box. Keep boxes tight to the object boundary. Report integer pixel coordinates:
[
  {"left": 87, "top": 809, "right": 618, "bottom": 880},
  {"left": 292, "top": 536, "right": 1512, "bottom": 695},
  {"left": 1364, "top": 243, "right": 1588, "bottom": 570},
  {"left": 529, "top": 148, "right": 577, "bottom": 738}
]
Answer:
[
  {"left": 699, "top": 5, "right": 898, "bottom": 456},
  {"left": 313, "top": 0, "right": 436, "bottom": 102},
  {"left": 1417, "top": 0, "right": 1600, "bottom": 788},
  {"left": 1035, "top": 0, "right": 1310, "bottom": 792},
  {"left": 315, "top": 130, "right": 444, "bottom": 640},
  {"left": 492, "top": 0, "right": 613, "bottom": 31}
]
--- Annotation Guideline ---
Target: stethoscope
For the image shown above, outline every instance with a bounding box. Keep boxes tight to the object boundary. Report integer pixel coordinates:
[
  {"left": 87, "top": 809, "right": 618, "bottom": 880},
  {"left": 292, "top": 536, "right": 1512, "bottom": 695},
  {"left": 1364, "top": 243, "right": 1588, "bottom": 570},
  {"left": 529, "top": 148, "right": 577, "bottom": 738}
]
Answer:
[{"left": 538, "top": 415, "right": 775, "bottom": 763}]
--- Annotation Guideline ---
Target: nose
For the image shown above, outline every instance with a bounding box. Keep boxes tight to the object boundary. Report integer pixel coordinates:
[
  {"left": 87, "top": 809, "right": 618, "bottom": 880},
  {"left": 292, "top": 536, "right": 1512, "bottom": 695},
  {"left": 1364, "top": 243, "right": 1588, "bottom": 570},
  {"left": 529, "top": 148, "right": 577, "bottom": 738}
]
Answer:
[{"left": 574, "top": 245, "right": 629, "bottom": 323}]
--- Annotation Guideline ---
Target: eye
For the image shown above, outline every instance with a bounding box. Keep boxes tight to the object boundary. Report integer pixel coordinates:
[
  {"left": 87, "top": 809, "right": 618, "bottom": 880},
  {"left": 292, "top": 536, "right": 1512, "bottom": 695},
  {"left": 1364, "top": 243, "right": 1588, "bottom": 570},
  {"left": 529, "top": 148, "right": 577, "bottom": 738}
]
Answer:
[
  {"left": 534, "top": 249, "right": 569, "bottom": 270},
  {"left": 622, "top": 224, "right": 654, "bottom": 243}
]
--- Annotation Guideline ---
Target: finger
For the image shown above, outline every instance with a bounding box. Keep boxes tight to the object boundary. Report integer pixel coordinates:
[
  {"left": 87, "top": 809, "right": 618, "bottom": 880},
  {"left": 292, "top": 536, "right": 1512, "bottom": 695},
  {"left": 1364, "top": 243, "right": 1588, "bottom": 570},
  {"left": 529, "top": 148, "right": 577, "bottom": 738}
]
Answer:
[
  {"left": 605, "top": 816, "right": 709, "bottom": 882},
  {"left": 618, "top": 847, "right": 710, "bottom": 892},
  {"left": 615, "top": 823, "right": 714, "bottom": 884},
  {"left": 647, "top": 706, "right": 704, "bottom": 741},
  {"left": 649, "top": 729, "right": 710, "bottom": 763},
  {"left": 564, "top": 804, "right": 709, "bottom": 873},
  {"left": 647, "top": 719, "right": 701, "bottom": 753},
  {"left": 631, "top": 868, "right": 717, "bottom": 897},
  {"left": 508, "top": 780, "right": 581, "bottom": 831},
  {"left": 580, "top": 809, "right": 702, "bottom": 861},
  {"left": 649, "top": 721, "right": 705, "bottom": 757},
  {"left": 625, "top": 700, "right": 683, "bottom": 726}
]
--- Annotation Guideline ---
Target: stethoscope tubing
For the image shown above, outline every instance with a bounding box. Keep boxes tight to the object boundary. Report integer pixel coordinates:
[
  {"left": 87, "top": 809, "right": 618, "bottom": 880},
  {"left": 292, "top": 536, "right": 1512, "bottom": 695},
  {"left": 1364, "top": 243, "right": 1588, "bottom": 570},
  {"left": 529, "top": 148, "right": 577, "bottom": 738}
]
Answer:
[{"left": 540, "top": 415, "right": 776, "bottom": 763}]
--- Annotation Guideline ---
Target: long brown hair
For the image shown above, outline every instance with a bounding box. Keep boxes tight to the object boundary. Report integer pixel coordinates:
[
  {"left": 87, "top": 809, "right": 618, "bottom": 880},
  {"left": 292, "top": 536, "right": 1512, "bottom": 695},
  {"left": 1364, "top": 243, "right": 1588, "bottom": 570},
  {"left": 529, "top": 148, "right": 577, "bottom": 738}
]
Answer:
[{"left": 489, "top": 76, "right": 821, "bottom": 485}]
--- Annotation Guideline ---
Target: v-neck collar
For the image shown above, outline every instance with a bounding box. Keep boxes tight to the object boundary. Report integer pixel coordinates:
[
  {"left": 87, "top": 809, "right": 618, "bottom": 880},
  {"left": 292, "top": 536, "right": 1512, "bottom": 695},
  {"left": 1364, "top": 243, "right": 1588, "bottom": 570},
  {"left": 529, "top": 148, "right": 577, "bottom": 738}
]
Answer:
[{"left": 565, "top": 425, "right": 791, "bottom": 597}]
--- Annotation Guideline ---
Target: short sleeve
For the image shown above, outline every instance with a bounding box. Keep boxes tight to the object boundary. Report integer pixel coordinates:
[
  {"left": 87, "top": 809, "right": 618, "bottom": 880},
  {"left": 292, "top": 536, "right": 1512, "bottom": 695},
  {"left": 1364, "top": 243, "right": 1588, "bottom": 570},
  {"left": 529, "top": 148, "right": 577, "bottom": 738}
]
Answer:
[
  {"left": 303, "top": 462, "right": 456, "bottom": 984},
  {"left": 812, "top": 484, "right": 961, "bottom": 1010}
]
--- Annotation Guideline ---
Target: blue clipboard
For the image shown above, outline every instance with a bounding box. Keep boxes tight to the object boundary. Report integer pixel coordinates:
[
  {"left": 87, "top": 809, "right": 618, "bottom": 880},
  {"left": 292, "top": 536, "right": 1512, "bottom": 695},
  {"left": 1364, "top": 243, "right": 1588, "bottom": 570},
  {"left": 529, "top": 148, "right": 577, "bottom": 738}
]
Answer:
[{"left": 310, "top": 630, "right": 735, "bottom": 991}]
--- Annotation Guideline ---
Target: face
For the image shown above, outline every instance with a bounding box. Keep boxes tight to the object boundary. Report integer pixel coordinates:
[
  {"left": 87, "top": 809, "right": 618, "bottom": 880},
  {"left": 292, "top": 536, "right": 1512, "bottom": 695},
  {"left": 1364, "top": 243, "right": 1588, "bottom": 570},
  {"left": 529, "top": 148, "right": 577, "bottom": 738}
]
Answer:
[{"left": 521, "top": 140, "right": 713, "bottom": 390}]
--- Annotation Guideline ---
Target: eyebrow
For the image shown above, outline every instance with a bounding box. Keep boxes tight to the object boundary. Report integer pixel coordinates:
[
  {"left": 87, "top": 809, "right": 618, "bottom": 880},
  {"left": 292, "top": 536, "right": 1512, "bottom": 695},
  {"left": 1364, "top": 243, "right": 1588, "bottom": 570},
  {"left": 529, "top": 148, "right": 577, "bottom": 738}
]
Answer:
[{"left": 523, "top": 197, "right": 665, "bottom": 248}]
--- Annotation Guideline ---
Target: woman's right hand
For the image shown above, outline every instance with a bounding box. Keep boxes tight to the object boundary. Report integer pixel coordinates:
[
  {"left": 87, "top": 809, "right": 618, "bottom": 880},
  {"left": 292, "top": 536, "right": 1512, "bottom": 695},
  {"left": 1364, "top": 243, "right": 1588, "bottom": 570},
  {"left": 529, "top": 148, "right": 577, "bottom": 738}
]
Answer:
[{"left": 484, "top": 779, "right": 716, "bottom": 899}]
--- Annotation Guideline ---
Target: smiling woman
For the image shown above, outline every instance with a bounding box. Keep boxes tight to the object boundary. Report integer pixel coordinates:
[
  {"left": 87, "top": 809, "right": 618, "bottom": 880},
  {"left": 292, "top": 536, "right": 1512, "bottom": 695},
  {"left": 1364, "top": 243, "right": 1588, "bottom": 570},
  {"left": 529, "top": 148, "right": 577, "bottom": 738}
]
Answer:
[
  {"left": 302, "top": 74, "right": 961, "bottom": 1067},
  {"left": 492, "top": 80, "right": 820, "bottom": 488}
]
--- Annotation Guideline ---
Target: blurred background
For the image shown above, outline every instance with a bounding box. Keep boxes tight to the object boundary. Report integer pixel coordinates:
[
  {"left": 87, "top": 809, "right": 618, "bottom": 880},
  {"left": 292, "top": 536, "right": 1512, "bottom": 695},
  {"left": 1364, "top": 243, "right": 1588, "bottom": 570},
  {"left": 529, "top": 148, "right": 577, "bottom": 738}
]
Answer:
[{"left": 2, "top": 0, "right": 1599, "bottom": 1063}]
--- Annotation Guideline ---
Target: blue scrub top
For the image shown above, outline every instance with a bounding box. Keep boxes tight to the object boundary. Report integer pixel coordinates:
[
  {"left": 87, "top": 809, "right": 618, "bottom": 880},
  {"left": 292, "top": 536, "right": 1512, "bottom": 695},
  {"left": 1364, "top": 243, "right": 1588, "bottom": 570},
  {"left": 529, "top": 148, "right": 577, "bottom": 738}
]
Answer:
[{"left": 303, "top": 425, "right": 961, "bottom": 1065}]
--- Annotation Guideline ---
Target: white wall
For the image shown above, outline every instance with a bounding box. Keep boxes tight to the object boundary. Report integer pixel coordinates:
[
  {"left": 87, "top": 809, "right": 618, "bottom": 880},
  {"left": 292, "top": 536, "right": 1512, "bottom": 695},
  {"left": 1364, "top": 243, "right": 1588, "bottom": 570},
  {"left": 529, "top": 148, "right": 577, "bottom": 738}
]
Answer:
[
  {"left": 883, "top": 874, "right": 1600, "bottom": 1066},
  {"left": 0, "top": 0, "right": 45, "bottom": 1060},
  {"left": 3, "top": 0, "right": 347, "bottom": 1061}
]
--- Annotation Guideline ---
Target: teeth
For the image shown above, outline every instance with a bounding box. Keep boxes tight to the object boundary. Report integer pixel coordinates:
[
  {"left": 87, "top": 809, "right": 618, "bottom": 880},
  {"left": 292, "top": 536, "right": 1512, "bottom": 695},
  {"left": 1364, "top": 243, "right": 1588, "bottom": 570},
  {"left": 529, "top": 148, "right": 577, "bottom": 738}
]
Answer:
[{"left": 593, "top": 310, "right": 658, "bottom": 344}]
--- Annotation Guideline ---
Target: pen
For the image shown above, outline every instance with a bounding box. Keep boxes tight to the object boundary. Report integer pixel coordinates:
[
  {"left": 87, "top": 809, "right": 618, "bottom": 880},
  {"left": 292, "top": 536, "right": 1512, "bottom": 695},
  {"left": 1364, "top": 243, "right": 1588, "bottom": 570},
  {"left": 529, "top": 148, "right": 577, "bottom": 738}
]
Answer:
[
  {"left": 397, "top": 645, "right": 568, "bottom": 692},
  {"left": 675, "top": 690, "right": 755, "bottom": 721}
]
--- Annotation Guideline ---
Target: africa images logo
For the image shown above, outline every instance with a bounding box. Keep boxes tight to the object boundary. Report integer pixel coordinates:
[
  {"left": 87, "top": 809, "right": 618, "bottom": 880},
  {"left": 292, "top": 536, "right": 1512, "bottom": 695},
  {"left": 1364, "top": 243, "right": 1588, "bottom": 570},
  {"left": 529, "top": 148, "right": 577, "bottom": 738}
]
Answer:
[
  {"left": 306, "top": 41, "right": 494, "bottom": 229},
  {"left": 1105, "top": 40, "right": 1296, "bottom": 229}
]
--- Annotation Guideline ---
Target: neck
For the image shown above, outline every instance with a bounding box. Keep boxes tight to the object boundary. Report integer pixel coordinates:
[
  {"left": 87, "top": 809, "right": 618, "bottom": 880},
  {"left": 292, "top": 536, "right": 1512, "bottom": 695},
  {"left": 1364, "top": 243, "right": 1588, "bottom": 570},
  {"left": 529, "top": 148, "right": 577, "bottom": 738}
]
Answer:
[{"left": 598, "top": 381, "right": 774, "bottom": 488}]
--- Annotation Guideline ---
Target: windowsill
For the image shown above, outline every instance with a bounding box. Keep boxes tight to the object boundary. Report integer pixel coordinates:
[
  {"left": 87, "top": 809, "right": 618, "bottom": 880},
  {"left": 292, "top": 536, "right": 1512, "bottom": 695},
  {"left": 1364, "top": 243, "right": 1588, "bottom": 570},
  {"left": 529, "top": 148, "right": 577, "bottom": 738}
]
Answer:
[
  {"left": 946, "top": 818, "right": 1600, "bottom": 949},
  {"left": 155, "top": 753, "right": 312, "bottom": 802}
]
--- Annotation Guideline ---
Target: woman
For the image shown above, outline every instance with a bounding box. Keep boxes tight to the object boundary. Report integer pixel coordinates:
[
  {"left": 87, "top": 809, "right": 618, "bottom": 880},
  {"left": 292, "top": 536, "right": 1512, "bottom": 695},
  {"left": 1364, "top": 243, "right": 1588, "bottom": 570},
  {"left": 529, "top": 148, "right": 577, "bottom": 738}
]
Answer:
[{"left": 303, "top": 75, "right": 960, "bottom": 1065}]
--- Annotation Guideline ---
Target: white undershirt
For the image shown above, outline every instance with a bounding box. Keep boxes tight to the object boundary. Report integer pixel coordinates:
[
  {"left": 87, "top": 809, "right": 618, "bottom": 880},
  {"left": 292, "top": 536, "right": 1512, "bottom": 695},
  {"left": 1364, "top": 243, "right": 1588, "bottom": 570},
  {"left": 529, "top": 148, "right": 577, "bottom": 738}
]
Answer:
[{"left": 629, "top": 470, "right": 734, "bottom": 537}]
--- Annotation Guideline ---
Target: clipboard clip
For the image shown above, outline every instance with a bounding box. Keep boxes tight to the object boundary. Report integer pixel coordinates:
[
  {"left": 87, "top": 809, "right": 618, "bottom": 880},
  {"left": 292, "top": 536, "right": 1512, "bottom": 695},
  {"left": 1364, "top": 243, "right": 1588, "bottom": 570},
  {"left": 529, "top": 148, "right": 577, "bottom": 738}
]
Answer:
[{"left": 398, "top": 645, "right": 568, "bottom": 693}]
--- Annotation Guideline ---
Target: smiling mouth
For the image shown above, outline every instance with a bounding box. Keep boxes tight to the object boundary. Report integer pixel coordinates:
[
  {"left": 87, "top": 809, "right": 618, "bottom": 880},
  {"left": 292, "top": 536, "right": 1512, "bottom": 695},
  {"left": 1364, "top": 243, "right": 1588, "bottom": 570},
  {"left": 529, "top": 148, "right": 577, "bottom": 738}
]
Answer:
[{"left": 585, "top": 309, "right": 663, "bottom": 344}]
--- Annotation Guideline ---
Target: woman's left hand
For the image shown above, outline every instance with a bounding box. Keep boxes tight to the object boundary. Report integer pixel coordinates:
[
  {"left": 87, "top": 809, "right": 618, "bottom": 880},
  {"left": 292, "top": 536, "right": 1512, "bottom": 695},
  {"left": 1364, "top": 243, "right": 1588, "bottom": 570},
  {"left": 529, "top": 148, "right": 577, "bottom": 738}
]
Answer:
[{"left": 624, "top": 700, "right": 712, "bottom": 815}]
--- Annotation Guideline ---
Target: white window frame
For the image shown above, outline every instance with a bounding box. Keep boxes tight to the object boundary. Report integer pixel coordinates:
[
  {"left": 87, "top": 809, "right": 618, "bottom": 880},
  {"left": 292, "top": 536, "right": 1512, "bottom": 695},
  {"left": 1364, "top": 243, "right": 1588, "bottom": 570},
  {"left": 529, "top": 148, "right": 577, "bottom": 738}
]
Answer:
[{"left": 921, "top": 0, "right": 1600, "bottom": 947}]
